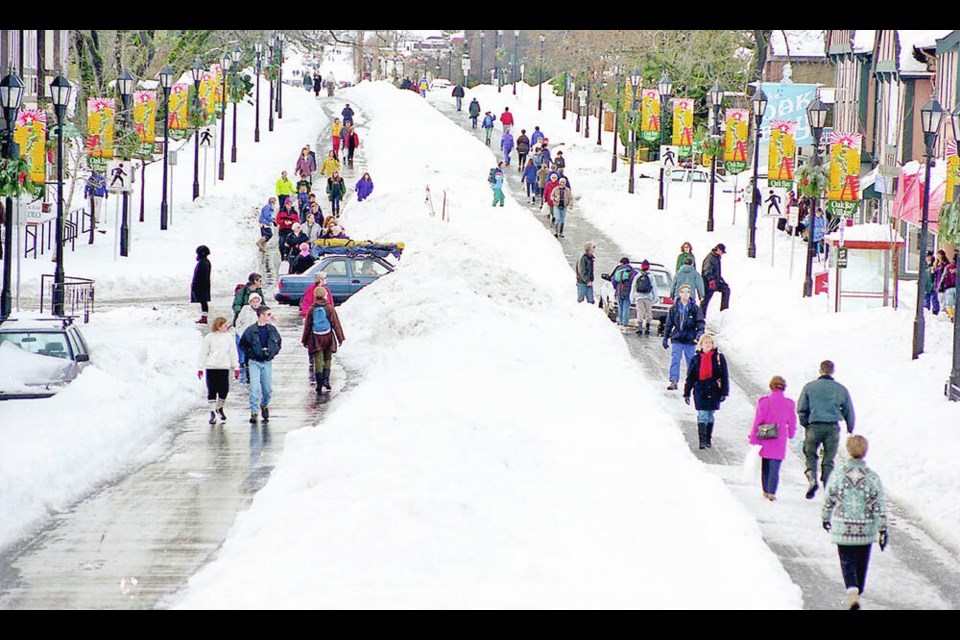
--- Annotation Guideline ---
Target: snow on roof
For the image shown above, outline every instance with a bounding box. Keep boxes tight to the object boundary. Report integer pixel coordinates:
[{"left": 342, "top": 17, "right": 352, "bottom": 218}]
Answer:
[
  {"left": 825, "top": 222, "right": 905, "bottom": 246},
  {"left": 898, "top": 30, "right": 953, "bottom": 73},
  {"left": 852, "top": 30, "right": 875, "bottom": 54},
  {"left": 769, "top": 30, "right": 826, "bottom": 58}
]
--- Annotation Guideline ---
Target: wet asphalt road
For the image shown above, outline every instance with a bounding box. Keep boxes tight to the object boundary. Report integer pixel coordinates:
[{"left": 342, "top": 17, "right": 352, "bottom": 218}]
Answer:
[
  {"left": 0, "top": 94, "right": 362, "bottom": 610},
  {"left": 432, "top": 96, "right": 960, "bottom": 610}
]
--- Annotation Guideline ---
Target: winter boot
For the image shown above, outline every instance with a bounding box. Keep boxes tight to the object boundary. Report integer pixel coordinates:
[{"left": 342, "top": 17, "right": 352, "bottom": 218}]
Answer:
[
  {"left": 261, "top": 406, "right": 270, "bottom": 422},
  {"left": 196, "top": 315, "right": 208, "bottom": 324},
  {"left": 697, "top": 422, "right": 708, "bottom": 449},
  {"left": 666, "top": 381, "right": 678, "bottom": 391},
  {"left": 249, "top": 412, "right": 258, "bottom": 424},
  {"left": 847, "top": 587, "right": 861, "bottom": 610},
  {"left": 645, "top": 322, "right": 651, "bottom": 336},
  {"left": 256, "top": 236, "right": 267, "bottom": 252},
  {"left": 706, "top": 421, "right": 715, "bottom": 448},
  {"left": 321, "top": 367, "right": 332, "bottom": 390},
  {"left": 805, "top": 470, "right": 819, "bottom": 499},
  {"left": 216, "top": 398, "right": 226, "bottom": 422},
  {"left": 208, "top": 400, "right": 217, "bottom": 425},
  {"left": 559, "top": 223, "right": 565, "bottom": 238},
  {"left": 947, "top": 306, "right": 956, "bottom": 322}
]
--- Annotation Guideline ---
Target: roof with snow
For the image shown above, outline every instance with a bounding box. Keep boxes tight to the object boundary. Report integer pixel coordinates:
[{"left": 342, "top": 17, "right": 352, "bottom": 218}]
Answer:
[
  {"left": 852, "top": 30, "right": 875, "bottom": 54},
  {"left": 769, "top": 30, "right": 826, "bottom": 58},
  {"left": 825, "top": 222, "right": 905, "bottom": 248},
  {"left": 898, "top": 30, "right": 953, "bottom": 74}
]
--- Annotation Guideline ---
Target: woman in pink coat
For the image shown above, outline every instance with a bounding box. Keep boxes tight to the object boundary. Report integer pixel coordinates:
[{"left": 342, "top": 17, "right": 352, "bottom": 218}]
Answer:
[{"left": 748, "top": 375, "right": 797, "bottom": 501}]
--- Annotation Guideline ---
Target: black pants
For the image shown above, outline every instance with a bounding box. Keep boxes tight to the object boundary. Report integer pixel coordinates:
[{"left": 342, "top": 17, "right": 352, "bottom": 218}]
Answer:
[
  {"left": 701, "top": 280, "right": 730, "bottom": 316},
  {"left": 837, "top": 544, "right": 872, "bottom": 594},
  {"left": 517, "top": 153, "right": 528, "bottom": 170},
  {"left": 347, "top": 146, "right": 355, "bottom": 163},
  {"left": 278, "top": 229, "right": 292, "bottom": 259},
  {"left": 205, "top": 369, "right": 230, "bottom": 400},
  {"left": 199, "top": 301, "right": 209, "bottom": 313}
]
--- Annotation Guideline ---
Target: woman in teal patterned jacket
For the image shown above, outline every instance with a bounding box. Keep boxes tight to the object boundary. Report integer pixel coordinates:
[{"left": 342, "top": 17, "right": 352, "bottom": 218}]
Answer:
[{"left": 821, "top": 435, "right": 888, "bottom": 610}]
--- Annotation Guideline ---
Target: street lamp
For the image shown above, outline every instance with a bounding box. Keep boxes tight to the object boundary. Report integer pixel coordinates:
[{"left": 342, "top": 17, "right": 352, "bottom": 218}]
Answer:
[
  {"left": 268, "top": 34, "right": 275, "bottom": 132},
  {"left": 947, "top": 103, "right": 960, "bottom": 399},
  {"left": 577, "top": 87, "right": 586, "bottom": 133},
  {"left": 117, "top": 69, "right": 135, "bottom": 258},
  {"left": 230, "top": 47, "right": 241, "bottom": 163},
  {"left": 657, "top": 72, "right": 673, "bottom": 210},
  {"left": 0, "top": 69, "right": 24, "bottom": 319},
  {"left": 277, "top": 32, "right": 285, "bottom": 119},
  {"left": 254, "top": 43, "right": 261, "bottom": 143},
  {"left": 597, "top": 59, "right": 604, "bottom": 146},
  {"left": 628, "top": 69, "right": 641, "bottom": 194},
  {"left": 461, "top": 54, "right": 470, "bottom": 86},
  {"left": 803, "top": 95, "right": 828, "bottom": 297},
  {"left": 912, "top": 97, "right": 944, "bottom": 359},
  {"left": 218, "top": 51, "right": 229, "bottom": 181},
  {"left": 563, "top": 74, "right": 570, "bottom": 120},
  {"left": 190, "top": 60, "right": 203, "bottom": 200},
  {"left": 496, "top": 30, "right": 502, "bottom": 93},
  {"left": 707, "top": 81, "right": 724, "bottom": 232},
  {"left": 611, "top": 63, "right": 622, "bottom": 172},
  {"left": 49, "top": 75, "right": 72, "bottom": 316},
  {"left": 479, "top": 31, "right": 485, "bottom": 85},
  {"left": 538, "top": 35, "right": 544, "bottom": 111},
  {"left": 585, "top": 70, "right": 592, "bottom": 140},
  {"left": 746, "top": 86, "right": 768, "bottom": 258},
  {"left": 513, "top": 30, "right": 519, "bottom": 96},
  {"left": 158, "top": 65, "right": 173, "bottom": 231}
]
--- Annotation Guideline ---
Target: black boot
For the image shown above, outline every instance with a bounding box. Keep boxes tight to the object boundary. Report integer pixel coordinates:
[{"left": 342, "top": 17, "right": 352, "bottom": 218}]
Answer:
[
  {"left": 559, "top": 223, "right": 565, "bottom": 238},
  {"left": 805, "top": 470, "right": 819, "bottom": 499},
  {"left": 644, "top": 322, "right": 651, "bottom": 335},
  {"left": 322, "top": 367, "right": 332, "bottom": 390},
  {"left": 706, "top": 421, "right": 714, "bottom": 448},
  {"left": 697, "top": 422, "right": 708, "bottom": 450}
]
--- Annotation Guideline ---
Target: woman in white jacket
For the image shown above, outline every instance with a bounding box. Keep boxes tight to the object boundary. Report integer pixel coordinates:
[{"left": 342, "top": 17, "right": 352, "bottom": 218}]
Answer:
[{"left": 200, "top": 316, "right": 240, "bottom": 424}]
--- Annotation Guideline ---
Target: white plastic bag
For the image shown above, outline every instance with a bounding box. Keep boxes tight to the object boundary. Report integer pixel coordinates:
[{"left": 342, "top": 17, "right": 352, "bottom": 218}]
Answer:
[{"left": 740, "top": 444, "right": 763, "bottom": 484}]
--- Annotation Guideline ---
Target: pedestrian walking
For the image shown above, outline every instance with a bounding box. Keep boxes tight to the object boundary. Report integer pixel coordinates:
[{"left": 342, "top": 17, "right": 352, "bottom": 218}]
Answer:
[
  {"left": 452, "top": 83, "right": 465, "bottom": 111},
  {"left": 303, "top": 210, "right": 322, "bottom": 243},
  {"left": 191, "top": 245, "right": 212, "bottom": 324},
  {"left": 934, "top": 249, "right": 949, "bottom": 315},
  {"left": 313, "top": 74, "right": 322, "bottom": 97},
  {"left": 341, "top": 103, "right": 355, "bottom": 126},
  {"left": 239, "top": 305, "right": 282, "bottom": 424},
  {"left": 554, "top": 150, "right": 566, "bottom": 170},
  {"left": 676, "top": 241, "right": 696, "bottom": 273},
  {"left": 536, "top": 161, "right": 549, "bottom": 207},
  {"left": 499, "top": 106, "right": 514, "bottom": 132},
  {"left": 530, "top": 125, "right": 544, "bottom": 147},
  {"left": 199, "top": 316, "right": 240, "bottom": 424},
  {"left": 632, "top": 260, "right": 659, "bottom": 336},
  {"left": 345, "top": 125, "right": 360, "bottom": 167},
  {"left": 327, "top": 171, "right": 346, "bottom": 215},
  {"left": 922, "top": 251, "right": 940, "bottom": 315},
  {"left": 490, "top": 162, "right": 505, "bottom": 207},
  {"left": 284, "top": 223, "right": 309, "bottom": 264},
  {"left": 257, "top": 197, "right": 277, "bottom": 252},
  {"left": 418, "top": 78, "right": 428, "bottom": 97},
  {"left": 302, "top": 288, "right": 346, "bottom": 393},
  {"left": 295, "top": 146, "right": 316, "bottom": 181},
  {"left": 577, "top": 241, "right": 596, "bottom": 304},
  {"left": 468, "top": 98, "right": 481, "bottom": 129},
  {"left": 521, "top": 158, "right": 539, "bottom": 203},
  {"left": 234, "top": 293, "right": 262, "bottom": 384},
  {"left": 610, "top": 257, "right": 638, "bottom": 330},
  {"left": 290, "top": 242, "right": 317, "bottom": 275},
  {"left": 275, "top": 170, "right": 296, "bottom": 209},
  {"left": 482, "top": 111, "right": 495, "bottom": 145},
  {"left": 320, "top": 150, "right": 341, "bottom": 179},
  {"left": 938, "top": 252, "right": 957, "bottom": 322},
  {"left": 542, "top": 171, "right": 559, "bottom": 219},
  {"left": 683, "top": 333, "right": 729, "bottom": 449},
  {"left": 276, "top": 201, "right": 300, "bottom": 261},
  {"left": 662, "top": 284, "right": 704, "bottom": 391},
  {"left": 231, "top": 272, "right": 264, "bottom": 327},
  {"left": 701, "top": 243, "right": 731, "bottom": 316},
  {"left": 550, "top": 177, "right": 572, "bottom": 238},
  {"left": 822, "top": 435, "right": 888, "bottom": 610},
  {"left": 516, "top": 129, "right": 530, "bottom": 171},
  {"left": 672, "top": 257, "right": 705, "bottom": 303},
  {"left": 748, "top": 375, "right": 797, "bottom": 499},
  {"left": 325, "top": 72, "right": 336, "bottom": 97},
  {"left": 355, "top": 172, "right": 374, "bottom": 202},
  {"left": 331, "top": 118, "right": 342, "bottom": 159},
  {"left": 797, "top": 359, "right": 856, "bottom": 499},
  {"left": 500, "top": 129, "right": 514, "bottom": 166},
  {"left": 302, "top": 72, "right": 312, "bottom": 92}
]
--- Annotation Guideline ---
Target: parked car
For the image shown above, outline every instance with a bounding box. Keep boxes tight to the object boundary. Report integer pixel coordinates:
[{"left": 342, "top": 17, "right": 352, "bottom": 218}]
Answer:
[
  {"left": 274, "top": 253, "right": 395, "bottom": 305},
  {"left": 0, "top": 314, "right": 91, "bottom": 399},
  {"left": 598, "top": 262, "right": 675, "bottom": 335},
  {"left": 668, "top": 167, "right": 728, "bottom": 183}
]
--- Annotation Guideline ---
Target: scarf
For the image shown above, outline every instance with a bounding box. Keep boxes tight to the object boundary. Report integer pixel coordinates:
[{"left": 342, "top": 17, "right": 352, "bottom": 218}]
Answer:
[{"left": 699, "top": 349, "right": 715, "bottom": 381}]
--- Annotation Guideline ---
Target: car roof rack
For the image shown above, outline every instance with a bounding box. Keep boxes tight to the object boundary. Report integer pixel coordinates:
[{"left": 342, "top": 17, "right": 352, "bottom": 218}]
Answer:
[{"left": 1, "top": 315, "right": 75, "bottom": 328}]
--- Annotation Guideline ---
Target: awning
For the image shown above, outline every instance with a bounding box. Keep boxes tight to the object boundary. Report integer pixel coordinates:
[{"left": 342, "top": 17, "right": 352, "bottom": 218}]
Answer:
[
  {"left": 826, "top": 222, "right": 905, "bottom": 249},
  {"left": 891, "top": 161, "right": 947, "bottom": 230}
]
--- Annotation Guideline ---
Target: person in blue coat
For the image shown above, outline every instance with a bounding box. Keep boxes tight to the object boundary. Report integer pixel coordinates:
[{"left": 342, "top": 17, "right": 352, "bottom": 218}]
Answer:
[
  {"left": 355, "top": 172, "right": 374, "bottom": 201},
  {"left": 662, "top": 285, "right": 705, "bottom": 390},
  {"left": 530, "top": 126, "right": 544, "bottom": 147},
  {"left": 610, "top": 257, "right": 638, "bottom": 329},
  {"left": 482, "top": 111, "right": 496, "bottom": 145},
  {"left": 256, "top": 197, "right": 277, "bottom": 251},
  {"left": 540, "top": 143, "right": 552, "bottom": 167},
  {"left": 341, "top": 103, "right": 355, "bottom": 126},
  {"left": 490, "top": 162, "right": 505, "bottom": 207},
  {"left": 468, "top": 98, "right": 481, "bottom": 128},
  {"left": 521, "top": 158, "right": 539, "bottom": 204},
  {"left": 500, "top": 130, "right": 515, "bottom": 165}
]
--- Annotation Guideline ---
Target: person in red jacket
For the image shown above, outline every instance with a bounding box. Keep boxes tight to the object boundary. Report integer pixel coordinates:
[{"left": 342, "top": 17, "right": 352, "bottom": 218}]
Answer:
[
  {"left": 344, "top": 125, "right": 360, "bottom": 167},
  {"left": 275, "top": 201, "right": 300, "bottom": 261},
  {"left": 541, "top": 171, "right": 560, "bottom": 219},
  {"left": 500, "top": 107, "right": 514, "bottom": 132}
]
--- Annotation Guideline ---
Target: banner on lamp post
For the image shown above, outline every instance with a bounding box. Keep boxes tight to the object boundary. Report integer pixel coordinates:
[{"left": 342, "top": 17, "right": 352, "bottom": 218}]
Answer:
[
  {"left": 827, "top": 132, "right": 862, "bottom": 216},
  {"left": 201, "top": 70, "right": 218, "bottom": 124},
  {"left": 168, "top": 84, "right": 189, "bottom": 130},
  {"left": 723, "top": 108, "right": 749, "bottom": 175},
  {"left": 86, "top": 98, "right": 115, "bottom": 159},
  {"left": 640, "top": 88, "right": 660, "bottom": 143},
  {"left": 14, "top": 109, "right": 46, "bottom": 184},
  {"left": 133, "top": 91, "right": 157, "bottom": 144},
  {"left": 947, "top": 141, "right": 959, "bottom": 204},
  {"left": 768, "top": 120, "right": 797, "bottom": 189},
  {"left": 671, "top": 98, "right": 694, "bottom": 157},
  {"left": 213, "top": 64, "right": 225, "bottom": 118}
]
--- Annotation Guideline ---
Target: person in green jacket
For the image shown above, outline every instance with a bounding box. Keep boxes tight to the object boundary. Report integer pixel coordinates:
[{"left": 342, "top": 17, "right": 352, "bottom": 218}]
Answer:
[
  {"left": 232, "top": 272, "right": 265, "bottom": 327},
  {"left": 672, "top": 257, "right": 705, "bottom": 303},
  {"left": 326, "top": 171, "right": 347, "bottom": 216},
  {"left": 822, "top": 435, "right": 887, "bottom": 610},
  {"left": 675, "top": 241, "right": 696, "bottom": 274},
  {"left": 797, "top": 359, "right": 855, "bottom": 499},
  {"left": 275, "top": 170, "right": 296, "bottom": 208}
]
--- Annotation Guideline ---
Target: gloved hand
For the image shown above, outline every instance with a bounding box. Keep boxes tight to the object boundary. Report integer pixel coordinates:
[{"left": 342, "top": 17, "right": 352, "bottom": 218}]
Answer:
[
  {"left": 662, "top": 337, "right": 669, "bottom": 350},
  {"left": 683, "top": 396, "right": 691, "bottom": 405},
  {"left": 234, "top": 369, "right": 240, "bottom": 380},
  {"left": 197, "top": 370, "right": 203, "bottom": 379},
  {"left": 720, "top": 396, "right": 728, "bottom": 403},
  {"left": 879, "top": 530, "right": 888, "bottom": 551},
  {"left": 847, "top": 427, "right": 854, "bottom": 435},
  {"left": 708, "top": 279, "right": 717, "bottom": 290},
  {"left": 822, "top": 521, "right": 831, "bottom": 532}
]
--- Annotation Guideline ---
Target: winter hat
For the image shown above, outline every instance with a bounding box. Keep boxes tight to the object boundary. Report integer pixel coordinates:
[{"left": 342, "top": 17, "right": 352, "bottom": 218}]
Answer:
[
  {"left": 196, "top": 245, "right": 210, "bottom": 259},
  {"left": 620, "top": 257, "right": 630, "bottom": 264},
  {"left": 715, "top": 243, "right": 727, "bottom": 254},
  {"left": 641, "top": 260, "right": 650, "bottom": 270},
  {"left": 299, "top": 242, "right": 311, "bottom": 256}
]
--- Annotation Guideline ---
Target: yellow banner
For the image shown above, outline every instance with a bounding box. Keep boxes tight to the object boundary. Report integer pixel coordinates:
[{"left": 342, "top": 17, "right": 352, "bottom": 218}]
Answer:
[
  {"left": 947, "top": 141, "right": 959, "bottom": 204},
  {"left": 640, "top": 89, "right": 660, "bottom": 133},
  {"left": 723, "top": 108, "right": 749, "bottom": 168},
  {"left": 168, "top": 84, "right": 189, "bottom": 130},
  {"left": 200, "top": 71, "right": 217, "bottom": 116},
  {"left": 213, "top": 64, "right": 224, "bottom": 107},
  {"left": 671, "top": 98, "right": 694, "bottom": 147},
  {"left": 14, "top": 109, "right": 46, "bottom": 184},
  {"left": 768, "top": 120, "right": 797, "bottom": 188},
  {"left": 86, "top": 98, "right": 115, "bottom": 158},
  {"left": 133, "top": 91, "right": 157, "bottom": 143},
  {"left": 827, "top": 132, "right": 862, "bottom": 202}
]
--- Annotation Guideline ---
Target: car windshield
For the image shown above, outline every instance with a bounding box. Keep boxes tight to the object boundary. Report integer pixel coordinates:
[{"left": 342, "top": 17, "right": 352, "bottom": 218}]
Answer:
[{"left": 0, "top": 331, "right": 72, "bottom": 359}]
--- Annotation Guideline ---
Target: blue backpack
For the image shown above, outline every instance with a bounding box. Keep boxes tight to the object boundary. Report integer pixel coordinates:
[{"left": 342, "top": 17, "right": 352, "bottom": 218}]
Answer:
[
  {"left": 312, "top": 306, "right": 331, "bottom": 334},
  {"left": 613, "top": 266, "right": 634, "bottom": 298}
]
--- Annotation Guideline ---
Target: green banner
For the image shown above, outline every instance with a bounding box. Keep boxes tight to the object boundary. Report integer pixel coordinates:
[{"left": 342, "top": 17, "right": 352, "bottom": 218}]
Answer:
[
  {"left": 136, "top": 143, "right": 156, "bottom": 158},
  {"left": 169, "top": 129, "right": 189, "bottom": 141},
  {"left": 640, "top": 131, "right": 660, "bottom": 144},
  {"left": 87, "top": 157, "right": 107, "bottom": 172},
  {"left": 724, "top": 161, "right": 747, "bottom": 175},
  {"left": 827, "top": 200, "right": 858, "bottom": 216}
]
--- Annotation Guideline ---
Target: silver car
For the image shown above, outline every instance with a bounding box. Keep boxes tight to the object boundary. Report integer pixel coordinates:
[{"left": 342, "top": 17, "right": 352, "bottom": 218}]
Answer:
[{"left": 598, "top": 262, "right": 675, "bottom": 335}]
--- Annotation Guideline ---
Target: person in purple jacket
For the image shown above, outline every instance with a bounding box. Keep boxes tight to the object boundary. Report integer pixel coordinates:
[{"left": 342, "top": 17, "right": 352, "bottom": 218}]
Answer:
[
  {"left": 355, "top": 172, "right": 374, "bottom": 202},
  {"left": 521, "top": 158, "right": 539, "bottom": 204},
  {"left": 500, "top": 129, "right": 514, "bottom": 166},
  {"left": 748, "top": 375, "right": 798, "bottom": 500}
]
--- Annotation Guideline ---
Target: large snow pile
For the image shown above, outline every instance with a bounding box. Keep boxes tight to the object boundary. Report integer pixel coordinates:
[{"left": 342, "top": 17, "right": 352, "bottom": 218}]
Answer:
[{"left": 0, "top": 340, "right": 76, "bottom": 393}]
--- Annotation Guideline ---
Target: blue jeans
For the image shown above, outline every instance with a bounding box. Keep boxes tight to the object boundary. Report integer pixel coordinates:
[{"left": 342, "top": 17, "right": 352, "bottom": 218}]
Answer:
[
  {"left": 554, "top": 205, "right": 567, "bottom": 227},
  {"left": 669, "top": 342, "right": 696, "bottom": 383},
  {"left": 330, "top": 194, "right": 341, "bottom": 214},
  {"left": 525, "top": 180, "right": 535, "bottom": 198},
  {"left": 924, "top": 291, "right": 940, "bottom": 314},
  {"left": 455, "top": 96, "right": 462, "bottom": 110},
  {"left": 235, "top": 335, "right": 247, "bottom": 382},
  {"left": 247, "top": 359, "right": 273, "bottom": 414},
  {"left": 761, "top": 458, "right": 782, "bottom": 495},
  {"left": 577, "top": 282, "right": 594, "bottom": 304},
  {"left": 617, "top": 295, "right": 631, "bottom": 326},
  {"left": 697, "top": 409, "right": 715, "bottom": 424}
]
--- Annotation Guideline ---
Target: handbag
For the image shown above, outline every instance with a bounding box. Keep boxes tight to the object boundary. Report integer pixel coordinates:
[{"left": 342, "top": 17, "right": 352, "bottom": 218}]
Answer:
[{"left": 757, "top": 423, "right": 780, "bottom": 440}]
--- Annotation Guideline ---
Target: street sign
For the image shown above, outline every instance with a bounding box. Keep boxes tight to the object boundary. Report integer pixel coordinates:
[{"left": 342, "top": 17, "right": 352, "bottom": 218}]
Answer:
[
  {"left": 168, "top": 150, "right": 178, "bottom": 166},
  {"left": 106, "top": 160, "right": 133, "bottom": 193},
  {"left": 788, "top": 208, "right": 799, "bottom": 228},
  {"left": 761, "top": 187, "right": 789, "bottom": 217},
  {"left": 199, "top": 126, "right": 215, "bottom": 148},
  {"left": 660, "top": 145, "right": 679, "bottom": 169},
  {"left": 23, "top": 201, "right": 54, "bottom": 225},
  {"left": 837, "top": 247, "right": 848, "bottom": 269}
]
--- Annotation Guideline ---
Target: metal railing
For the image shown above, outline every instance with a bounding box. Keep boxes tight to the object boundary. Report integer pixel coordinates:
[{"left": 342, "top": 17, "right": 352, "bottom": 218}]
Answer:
[
  {"left": 23, "top": 208, "right": 90, "bottom": 259},
  {"left": 39, "top": 274, "right": 95, "bottom": 323}
]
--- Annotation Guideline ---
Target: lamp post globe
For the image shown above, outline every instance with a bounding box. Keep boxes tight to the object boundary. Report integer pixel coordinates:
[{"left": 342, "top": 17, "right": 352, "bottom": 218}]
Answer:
[{"left": 189, "top": 60, "right": 204, "bottom": 200}]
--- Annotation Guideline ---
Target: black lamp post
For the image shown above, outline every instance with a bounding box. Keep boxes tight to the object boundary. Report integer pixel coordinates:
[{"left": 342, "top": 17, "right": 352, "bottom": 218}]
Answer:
[
  {"left": 496, "top": 30, "right": 502, "bottom": 93},
  {"left": 746, "top": 86, "right": 768, "bottom": 258},
  {"left": 912, "top": 97, "right": 944, "bottom": 360},
  {"left": 230, "top": 47, "right": 240, "bottom": 163},
  {"left": 585, "top": 79, "right": 591, "bottom": 140},
  {"left": 802, "top": 96, "right": 828, "bottom": 297},
  {"left": 596, "top": 59, "right": 604, "bottom": 146},
  {"left": 117, "top": 69, "right": 135, "bottom": 258},
  {"left": 611, "top": 63, "right": 621, "bottom": 172},
  {"left": 513, "top": 30, "right": 519, "bottom": 96},
  {"left": 948, "top": 105, "right": 960, "bottom": 399},
  {"left": 563, "top": 74, "right": 570, "bottom": 120},
  {"left": 479, "top": 31, "right": 484, "bottom": 85},
  {"left": 50, "top": 75, "right": 71, "bottom": 316},
  {"left": 628, "top": 69, "right": 641, "bottom": 194},
  {"left": 254, "top": 43, "right": 261, "bottom": 143},
  {"left": 159, "top": 65, "right": 172, "bottom": 230},
  {"left": 538, "top": 35, "right": 544, "bottom": 111},
  {"left": 190, "top": 60, "right": 203, "bottom": 200},
  {"left": 657, "top": 72, "right": 673, "bottom": 210},
  {"left": 218, "top": 51, "right": 229, "bottom": 181},
  {"left": 277, "top": 32, "right": 285, "bottom": 120},
  {"left": 707, "top": 81, "right": 724, "bottom": 232},
  {"left": 0, "top": 70, "right": 24, "bottom": 319},
  {"left": 268, "top": 34, "right": 275, "bottom": 132}
]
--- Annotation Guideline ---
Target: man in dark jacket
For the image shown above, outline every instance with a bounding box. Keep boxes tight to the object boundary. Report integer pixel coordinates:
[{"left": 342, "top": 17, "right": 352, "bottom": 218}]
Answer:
[
  {"left": 577, "top": 241, "right": 596, "bottom": 303},
  {"left": 341, "top": 104, "right": 355, "bottom": 126},
  {"left": 452, "top": 83, "right": 465, "bottom": 111},
  {"left": 468, "top": 98, "right": 481, "bottom": 128},
  {"left": 516, "top": 129, "right": 531, "bottom": 172},
  {"left": 797, "top": 360, "right": 856, "bottom": 498},
  {"left": 239, "top": 305, "right": 282, "bottom": 424},
  {"left": 232, "top": 272, "right": 265, "bottom": 326},
  {"left": 662, "top": 284, "right": 704, "bottom": 390},
  {"left": 701, "top": 243, "right": 730, "bottom": 316}
]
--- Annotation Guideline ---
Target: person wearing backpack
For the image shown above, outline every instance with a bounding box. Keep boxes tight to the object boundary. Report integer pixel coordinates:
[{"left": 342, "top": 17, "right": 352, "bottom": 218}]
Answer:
[
  {"left": 631, "top": 260, "right": 659, "bottom": 336},
  {"left": 302, "top": 288, "right": 345, "bottom": 393},
  {"left": 490, "top": 162, "right": 505, "bottom": 207},
  {"left": 515, "top": 129, "right": 531, "bottom": 172},
  {"left": 482, "top": 111, "right": 496, "bottom": 145},
  {"left": 451, "top": 83, "right": 465, "bottom": 111},
  {"left": 672, "top": 257, "right": 705, "bottom": 303},
  {"left": 610, "top": 258, "right": 638, "bottom": 330},
  {"left": 468, "top": 98, "right": 481, "bottom": 129}
]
